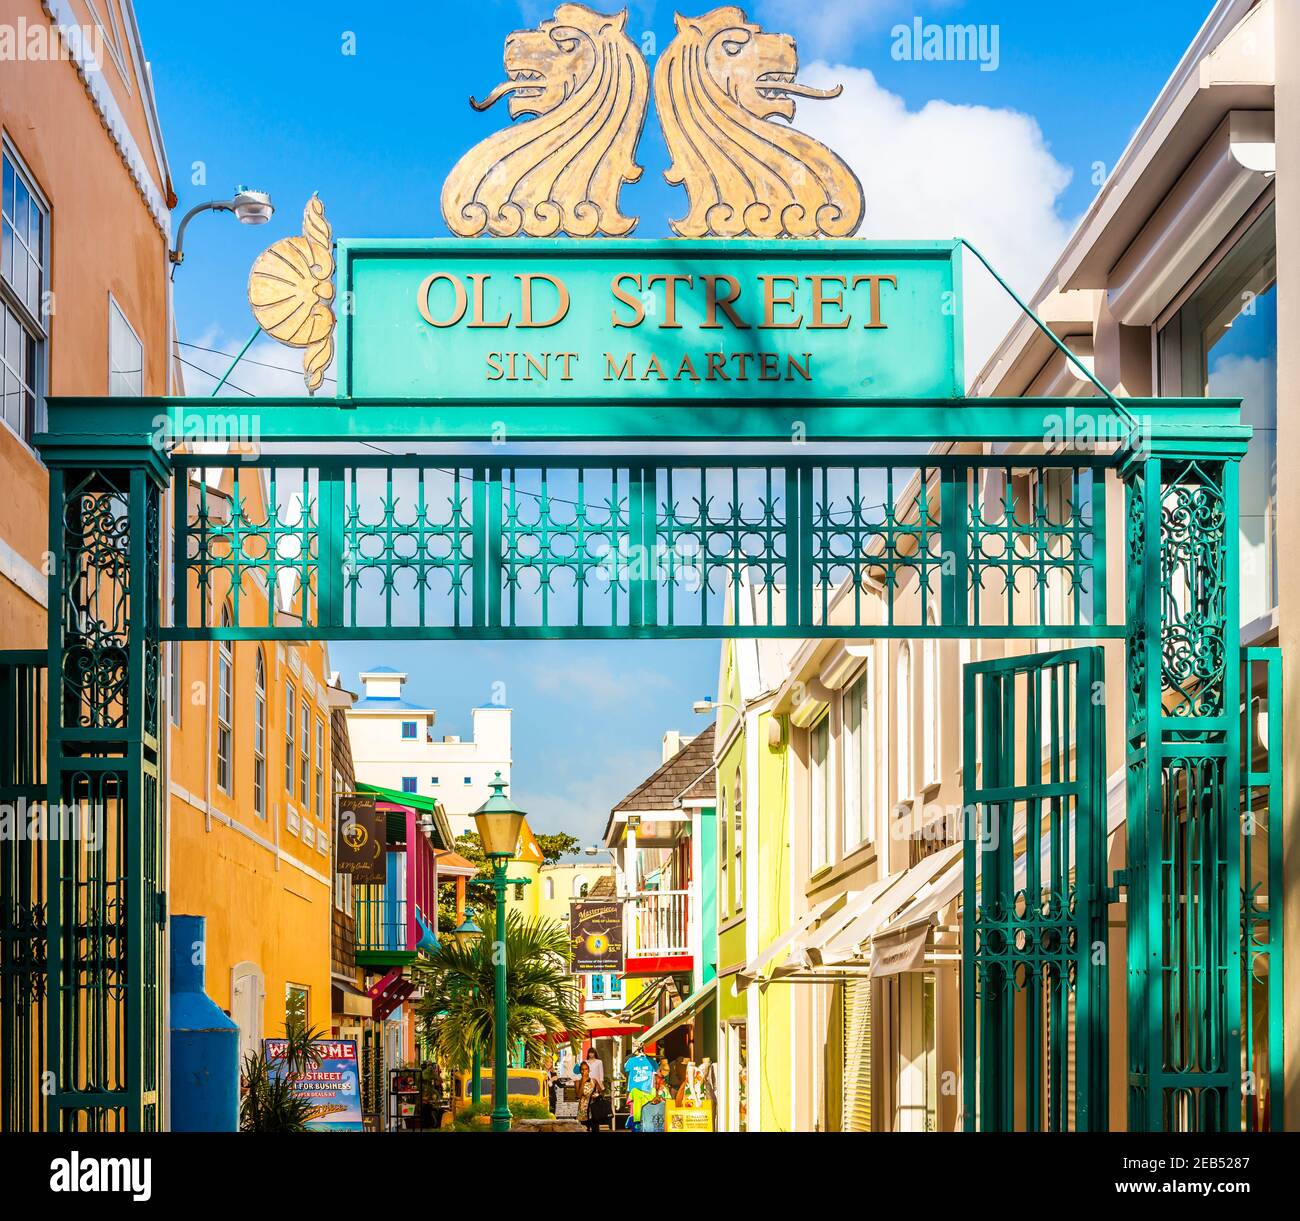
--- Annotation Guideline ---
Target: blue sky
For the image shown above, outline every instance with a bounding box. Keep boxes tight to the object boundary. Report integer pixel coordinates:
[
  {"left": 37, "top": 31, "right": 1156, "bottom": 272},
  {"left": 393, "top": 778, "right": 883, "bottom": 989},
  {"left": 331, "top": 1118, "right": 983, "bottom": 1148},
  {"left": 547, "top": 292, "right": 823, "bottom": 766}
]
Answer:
[{"left": 136, "top": 0, "right": 1214, "bottom": 845}]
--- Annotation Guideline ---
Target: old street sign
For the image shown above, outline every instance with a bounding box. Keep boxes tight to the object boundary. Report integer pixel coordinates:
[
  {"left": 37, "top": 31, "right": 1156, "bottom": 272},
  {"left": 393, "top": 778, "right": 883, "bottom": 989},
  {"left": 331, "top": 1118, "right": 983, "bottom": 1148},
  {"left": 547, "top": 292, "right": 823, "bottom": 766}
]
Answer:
[{"left": 335, "top": 239, "right": 963, "bottom": 402}]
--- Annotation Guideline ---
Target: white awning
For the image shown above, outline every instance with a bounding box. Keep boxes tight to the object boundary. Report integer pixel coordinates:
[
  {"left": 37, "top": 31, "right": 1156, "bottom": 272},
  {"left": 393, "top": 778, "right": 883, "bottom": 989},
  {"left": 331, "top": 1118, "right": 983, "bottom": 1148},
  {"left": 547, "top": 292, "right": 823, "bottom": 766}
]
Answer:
[
  {"left": 809, "top": 842, "right": 964, "bottom": 968},
  {"left": 868, "top": 765, "right": 1129, "bottom": 948},
  {"left": 790, "top": 874, "right": 904, "bottom": 968},
  {"left": 736, "top": 890, "right": 853, "bottom": 990}
]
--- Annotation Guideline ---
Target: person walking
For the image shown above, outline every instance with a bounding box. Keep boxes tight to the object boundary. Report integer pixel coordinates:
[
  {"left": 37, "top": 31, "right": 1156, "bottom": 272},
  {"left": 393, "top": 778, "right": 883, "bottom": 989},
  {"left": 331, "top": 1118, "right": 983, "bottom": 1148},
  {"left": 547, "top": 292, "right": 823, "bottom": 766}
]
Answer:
[
  {"left": 582, "top": 1047, "right": 605, "bottom": 1087},
  {"left": 575, "top": 1059, "right": 604, "bottom": 1133}
]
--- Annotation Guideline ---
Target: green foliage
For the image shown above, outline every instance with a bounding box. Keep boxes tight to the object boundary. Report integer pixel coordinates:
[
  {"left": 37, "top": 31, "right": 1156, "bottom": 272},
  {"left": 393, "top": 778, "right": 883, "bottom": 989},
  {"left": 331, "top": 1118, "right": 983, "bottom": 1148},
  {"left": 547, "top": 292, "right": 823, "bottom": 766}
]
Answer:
[
  {"left": 441, "top": 829, "right": 586, "bottom": 923},
  {"left": 239, "top": 1053, "right": 316, "bottom": 1133},
  {"left": 449, "top": 832, "right": 494, "bottom": 915},
  {"left": 535, "top": 831, "right": 581, "bottom": 865},
  {"left": 411, "top": 908, "right": 584, "bottom": 1073}
]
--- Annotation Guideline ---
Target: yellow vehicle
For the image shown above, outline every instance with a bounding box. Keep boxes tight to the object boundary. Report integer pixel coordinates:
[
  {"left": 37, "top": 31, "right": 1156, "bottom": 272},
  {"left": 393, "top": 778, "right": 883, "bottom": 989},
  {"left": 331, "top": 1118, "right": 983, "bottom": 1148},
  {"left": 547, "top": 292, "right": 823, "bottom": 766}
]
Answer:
[{"left": 449, "top": 1067, "right": 548, "bottom": 1117}]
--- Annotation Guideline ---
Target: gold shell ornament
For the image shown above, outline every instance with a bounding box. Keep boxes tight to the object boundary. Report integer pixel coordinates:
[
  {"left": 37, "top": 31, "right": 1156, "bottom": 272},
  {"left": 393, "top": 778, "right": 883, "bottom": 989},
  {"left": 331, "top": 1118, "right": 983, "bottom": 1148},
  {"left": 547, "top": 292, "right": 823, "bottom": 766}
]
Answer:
[{"left": 247, "top": 195, "right": 336, "bottom": 393}]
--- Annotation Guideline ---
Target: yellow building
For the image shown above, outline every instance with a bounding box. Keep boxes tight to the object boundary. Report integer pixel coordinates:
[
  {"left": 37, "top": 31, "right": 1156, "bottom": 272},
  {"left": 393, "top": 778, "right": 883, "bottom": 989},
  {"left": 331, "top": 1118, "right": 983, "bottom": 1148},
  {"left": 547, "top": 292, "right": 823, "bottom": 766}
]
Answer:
[
  {"left": 536, "top": 861, "right": 616, "bottom": 925},
  {"left": 167, "top": 464, "right": 338, "bottom": 1061}
]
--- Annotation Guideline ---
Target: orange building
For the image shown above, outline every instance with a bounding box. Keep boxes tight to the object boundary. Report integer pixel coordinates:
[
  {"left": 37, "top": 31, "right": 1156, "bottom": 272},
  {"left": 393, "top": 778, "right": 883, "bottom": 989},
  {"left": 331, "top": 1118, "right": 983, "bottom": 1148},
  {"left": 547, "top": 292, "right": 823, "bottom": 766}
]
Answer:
[
  {"left": 0, "top": 0, "right": 176, "bottom": 646},
  {"left": 1, "top": 0, "right": 339, "bottom": 1072},
  {"left": 166, "top": 460, "right": 340, "bottom": 1060}
]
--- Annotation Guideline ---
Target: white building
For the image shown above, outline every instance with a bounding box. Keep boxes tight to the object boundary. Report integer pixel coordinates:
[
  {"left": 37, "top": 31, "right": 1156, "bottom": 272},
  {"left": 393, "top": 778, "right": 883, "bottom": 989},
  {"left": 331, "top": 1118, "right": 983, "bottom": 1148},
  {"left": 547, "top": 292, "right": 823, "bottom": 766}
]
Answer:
[{"left": 345, "top": 667, "right": 512, "bottom": 838}]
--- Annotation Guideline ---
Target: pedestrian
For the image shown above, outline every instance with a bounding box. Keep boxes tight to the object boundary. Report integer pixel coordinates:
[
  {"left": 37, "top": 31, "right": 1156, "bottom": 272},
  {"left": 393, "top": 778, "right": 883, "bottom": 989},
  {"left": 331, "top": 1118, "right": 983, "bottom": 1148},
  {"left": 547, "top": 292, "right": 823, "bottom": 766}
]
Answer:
[
  {"left": 575, "top": 1059, "right": 604, "bottom": 1133},
  {"left": 581, "top": 1046, "right": 604, "bottom": 1087}
]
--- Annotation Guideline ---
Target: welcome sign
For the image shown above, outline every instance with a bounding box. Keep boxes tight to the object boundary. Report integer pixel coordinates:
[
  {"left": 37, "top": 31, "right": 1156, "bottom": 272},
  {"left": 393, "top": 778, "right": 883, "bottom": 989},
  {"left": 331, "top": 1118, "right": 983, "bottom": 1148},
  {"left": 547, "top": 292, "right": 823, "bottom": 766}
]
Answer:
[{"left": 337, "top": 239, "right": 963, "bottom": 401}]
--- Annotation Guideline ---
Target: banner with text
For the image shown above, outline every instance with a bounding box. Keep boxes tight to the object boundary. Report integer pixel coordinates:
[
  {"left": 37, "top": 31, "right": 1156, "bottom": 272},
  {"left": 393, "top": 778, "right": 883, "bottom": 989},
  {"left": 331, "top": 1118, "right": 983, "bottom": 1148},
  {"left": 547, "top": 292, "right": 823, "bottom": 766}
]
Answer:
[
  {"left": 336, "top": 794, "right": 385, "bottom": 883},
  {"left": 338, "top": 239, "right": 962, "bottom": 401},
  {"left": 570, "top": 899, "right": 625, "bottom": 974},
  {"left": 264, "top": 1038, "right": 364, "bottom": 1131}
]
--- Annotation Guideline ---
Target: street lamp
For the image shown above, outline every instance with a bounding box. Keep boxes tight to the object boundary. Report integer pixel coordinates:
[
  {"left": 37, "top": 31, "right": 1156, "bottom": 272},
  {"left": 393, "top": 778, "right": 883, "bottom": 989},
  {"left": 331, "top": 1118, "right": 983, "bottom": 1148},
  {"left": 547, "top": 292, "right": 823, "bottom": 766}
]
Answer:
[
  {"left": 169, "top": 187, "right": 275, "bottom": 272},
  {"left": 450, "top": 916, "right": 485, "bottom": 1105},
  {"left": 472, "top": 771, "right": 528, "bottom": 1133}
]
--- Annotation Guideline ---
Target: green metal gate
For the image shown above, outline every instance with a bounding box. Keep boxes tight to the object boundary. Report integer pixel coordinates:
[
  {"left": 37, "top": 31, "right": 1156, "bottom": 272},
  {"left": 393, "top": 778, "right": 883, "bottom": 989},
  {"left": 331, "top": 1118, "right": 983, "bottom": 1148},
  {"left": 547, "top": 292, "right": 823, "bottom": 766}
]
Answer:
[
  {"left": 0, "top": 652, "right": 47, "bottom": 1131},
  {"left": 962, "top": 646, "right": 1108, "bottom": 1131},
  {"left": 21, "top": 387, "right": 1271, "bottom": 1133}
]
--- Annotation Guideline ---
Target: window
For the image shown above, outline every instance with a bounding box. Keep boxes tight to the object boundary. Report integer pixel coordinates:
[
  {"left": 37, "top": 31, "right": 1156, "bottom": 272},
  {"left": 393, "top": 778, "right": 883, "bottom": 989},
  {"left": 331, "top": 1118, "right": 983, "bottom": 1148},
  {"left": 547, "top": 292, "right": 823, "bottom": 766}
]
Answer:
[
  {"left": 430, "top": 776, "right": 440, "bottom": 786},
  {"left": 922, "top": 628, "right": 940, "bottom": 787},
  {"left": 572, "top": 875, "right": 588, "bottom": 898},
  {"left": 732, "top": 767, "right": 743, "bottom": 909},
  {"left": 1, "top": 147, "right": 47, "bottom": 442},
  {"left": 543, "top": 877, "right": 555, "bottom": 900},
  {"left": 719, "top": 786, "right": 729, "bottom": 917},
  {"left": 253, "top": 650, "right": 267, "bottom": 818},
  {"left": 590, "top": 974, "right": 605, "bottom": 997},
  {"left": 842, "top": 664, "right": 874, "bottom": 852},
  {"left": 463, "top": 776, "right": 472, "bottom": 786},
  {"left": 896, "top": 643, "right": 913, "bottom": 800},
  {"left": 216, "top": 607, "right": 233, "bottom": 795},
  {"left": 1159, "top": 203, "right": 1277, "bottom": 627},
  {"left": 401, "top": 777, "right": 418, "bottom": 794},
  {"left": 956, "top": 639, "right": 973, "bottom": 769},
  {"left": 314, "top": 718, "right": 325, "bottom": 820},
  {"left": 401, "top": 720, "right": 418, "bottom": 740},
  {"left": 810, "top": 716, "right": 830, "bottom": 871},
  {"left": 285, "top": 983, "right": 309, "bottom": 1028},
  {"left": 610, "top": 974, "right": 622, "bottom": 997},
  {"left": 108, "top": 297, "right": 143, "bottom": 396},
  {"left": 168, "top": 640, "right": 181, "bottom": 727},
  {"left": 285, "top": 683, "right": 296, "bottom": 796},
  {"left": 299, "top": 700, "right": 310, "bottom": 804}
]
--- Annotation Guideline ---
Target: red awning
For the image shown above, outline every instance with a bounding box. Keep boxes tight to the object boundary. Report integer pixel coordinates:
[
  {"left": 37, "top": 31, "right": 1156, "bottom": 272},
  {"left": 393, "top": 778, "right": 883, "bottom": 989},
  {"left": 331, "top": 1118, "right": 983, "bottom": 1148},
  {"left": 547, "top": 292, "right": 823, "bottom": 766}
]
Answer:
[
  {"left": 585, "top": 1022, "right": 647, "bottom": 1038},
  {"left": 543, "top": 1022, "right": 646, "bottom": 1042}
]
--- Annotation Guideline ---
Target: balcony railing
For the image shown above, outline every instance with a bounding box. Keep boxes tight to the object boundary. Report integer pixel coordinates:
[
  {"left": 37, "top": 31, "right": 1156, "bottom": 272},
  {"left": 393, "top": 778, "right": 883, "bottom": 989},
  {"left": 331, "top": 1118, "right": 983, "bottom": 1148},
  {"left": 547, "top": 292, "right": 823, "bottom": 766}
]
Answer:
[
  {"left": 354, "top": 805, "right": 438, "bottom": 966},
  {"left": 624, "top": 889, "right": 691, "bottom": 958}
]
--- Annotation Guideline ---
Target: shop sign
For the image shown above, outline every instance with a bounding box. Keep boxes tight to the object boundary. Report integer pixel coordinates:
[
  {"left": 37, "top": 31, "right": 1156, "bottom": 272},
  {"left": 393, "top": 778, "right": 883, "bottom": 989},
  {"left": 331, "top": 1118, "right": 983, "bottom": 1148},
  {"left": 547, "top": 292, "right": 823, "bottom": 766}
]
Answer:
[
  {"left": 264, "top": 1038, "right": 364, "bottom": 1131},
  {"left": 570, "top": 899, "right": 625, "bottom": 972},
  {"left": 665, "top": 1101, "right": 713, "bottom": 1132},
  {"left": 336, "top": 795, "right": 385, "bottom": 883},
  {"left": 338, "top": 240, "right": 962, "bottom": 402},
  {"left": 870, "top": 922, "right": 930, "bottom": 977}
]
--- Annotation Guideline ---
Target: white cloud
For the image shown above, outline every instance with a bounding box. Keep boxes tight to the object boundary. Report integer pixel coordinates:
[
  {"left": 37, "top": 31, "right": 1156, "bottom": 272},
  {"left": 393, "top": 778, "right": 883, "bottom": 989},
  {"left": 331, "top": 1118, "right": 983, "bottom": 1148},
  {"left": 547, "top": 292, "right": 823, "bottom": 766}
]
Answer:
[
  {"left": 524, "top": 659, "right": 675, "bottom": 710},
  {"left": 525, "top": 744, "right": 662, "bottom": 848},
  {"left": 793, "top": 62, "right": 1074, "bottom": 380},
  {"left": 1207, "top": 351, "right": 1276, "bottom": 430}
]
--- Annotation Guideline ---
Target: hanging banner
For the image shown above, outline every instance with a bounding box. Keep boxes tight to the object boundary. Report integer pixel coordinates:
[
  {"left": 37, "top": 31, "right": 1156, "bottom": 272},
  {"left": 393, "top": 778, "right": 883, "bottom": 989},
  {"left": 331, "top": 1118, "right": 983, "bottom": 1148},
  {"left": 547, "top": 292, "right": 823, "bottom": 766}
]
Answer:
[
  {"left": 570, "top": 899, "right": 625, "bottom": 973},
  {"left": 870, "top": 922, "right": 931, "bottom": 977},
  {"left": 336, "top": 794, "right": 385, "bottom": 882},
  {"left": 263, "top": 1038, "right": 364, "bottom": 1131},
  {"left": 337, "top": 240, "right": 963, "bottom": 402}
]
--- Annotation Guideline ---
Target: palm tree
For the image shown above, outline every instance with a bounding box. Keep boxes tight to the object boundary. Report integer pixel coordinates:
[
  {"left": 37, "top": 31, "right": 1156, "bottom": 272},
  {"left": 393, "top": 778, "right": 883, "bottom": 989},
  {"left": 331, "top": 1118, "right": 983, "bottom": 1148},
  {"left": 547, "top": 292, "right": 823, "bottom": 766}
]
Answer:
[{"left": 412, "top": 909, "right": 584, "bottom": 1071}]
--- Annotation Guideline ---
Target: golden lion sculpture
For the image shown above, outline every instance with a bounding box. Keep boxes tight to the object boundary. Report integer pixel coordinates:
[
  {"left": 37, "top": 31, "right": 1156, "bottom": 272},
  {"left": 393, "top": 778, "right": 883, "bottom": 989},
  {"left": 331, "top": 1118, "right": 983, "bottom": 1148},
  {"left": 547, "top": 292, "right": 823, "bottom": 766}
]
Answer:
[
  {"left": 441, "top": 4, "right": 649, "bottom": 237},
  {"left": 654, "top": 7, "right": 864, "bottom": 238}
]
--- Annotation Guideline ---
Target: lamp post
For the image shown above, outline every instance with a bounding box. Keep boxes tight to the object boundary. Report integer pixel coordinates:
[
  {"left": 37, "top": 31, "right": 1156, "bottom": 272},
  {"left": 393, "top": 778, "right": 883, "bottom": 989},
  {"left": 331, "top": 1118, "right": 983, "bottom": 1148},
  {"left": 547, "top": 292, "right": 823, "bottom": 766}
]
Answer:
[
  {"left": 451, "top": 915, "right": 484, "bottom": 1105},
  {"left": 471, "top": 772, "right": 528, "bottom": 1133},
  {"left": 169, "top": 188, "right": 275, "bottom": 272}
]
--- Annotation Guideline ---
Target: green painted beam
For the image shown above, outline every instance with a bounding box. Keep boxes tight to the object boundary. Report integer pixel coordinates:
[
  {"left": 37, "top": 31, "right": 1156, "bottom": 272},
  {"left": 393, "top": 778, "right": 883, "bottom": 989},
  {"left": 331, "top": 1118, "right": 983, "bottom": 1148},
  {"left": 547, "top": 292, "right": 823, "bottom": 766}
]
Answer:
[{"left": 40, "top": 395, "right": 1246, "bottom": 447}]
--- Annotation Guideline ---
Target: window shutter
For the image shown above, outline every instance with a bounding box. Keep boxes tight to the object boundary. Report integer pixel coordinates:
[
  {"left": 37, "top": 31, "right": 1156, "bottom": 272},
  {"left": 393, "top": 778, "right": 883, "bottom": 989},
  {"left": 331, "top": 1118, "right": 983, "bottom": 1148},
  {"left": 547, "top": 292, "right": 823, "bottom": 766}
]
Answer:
[{"left": 842, "top": 978, "right": 873, "bottom": 1131}]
